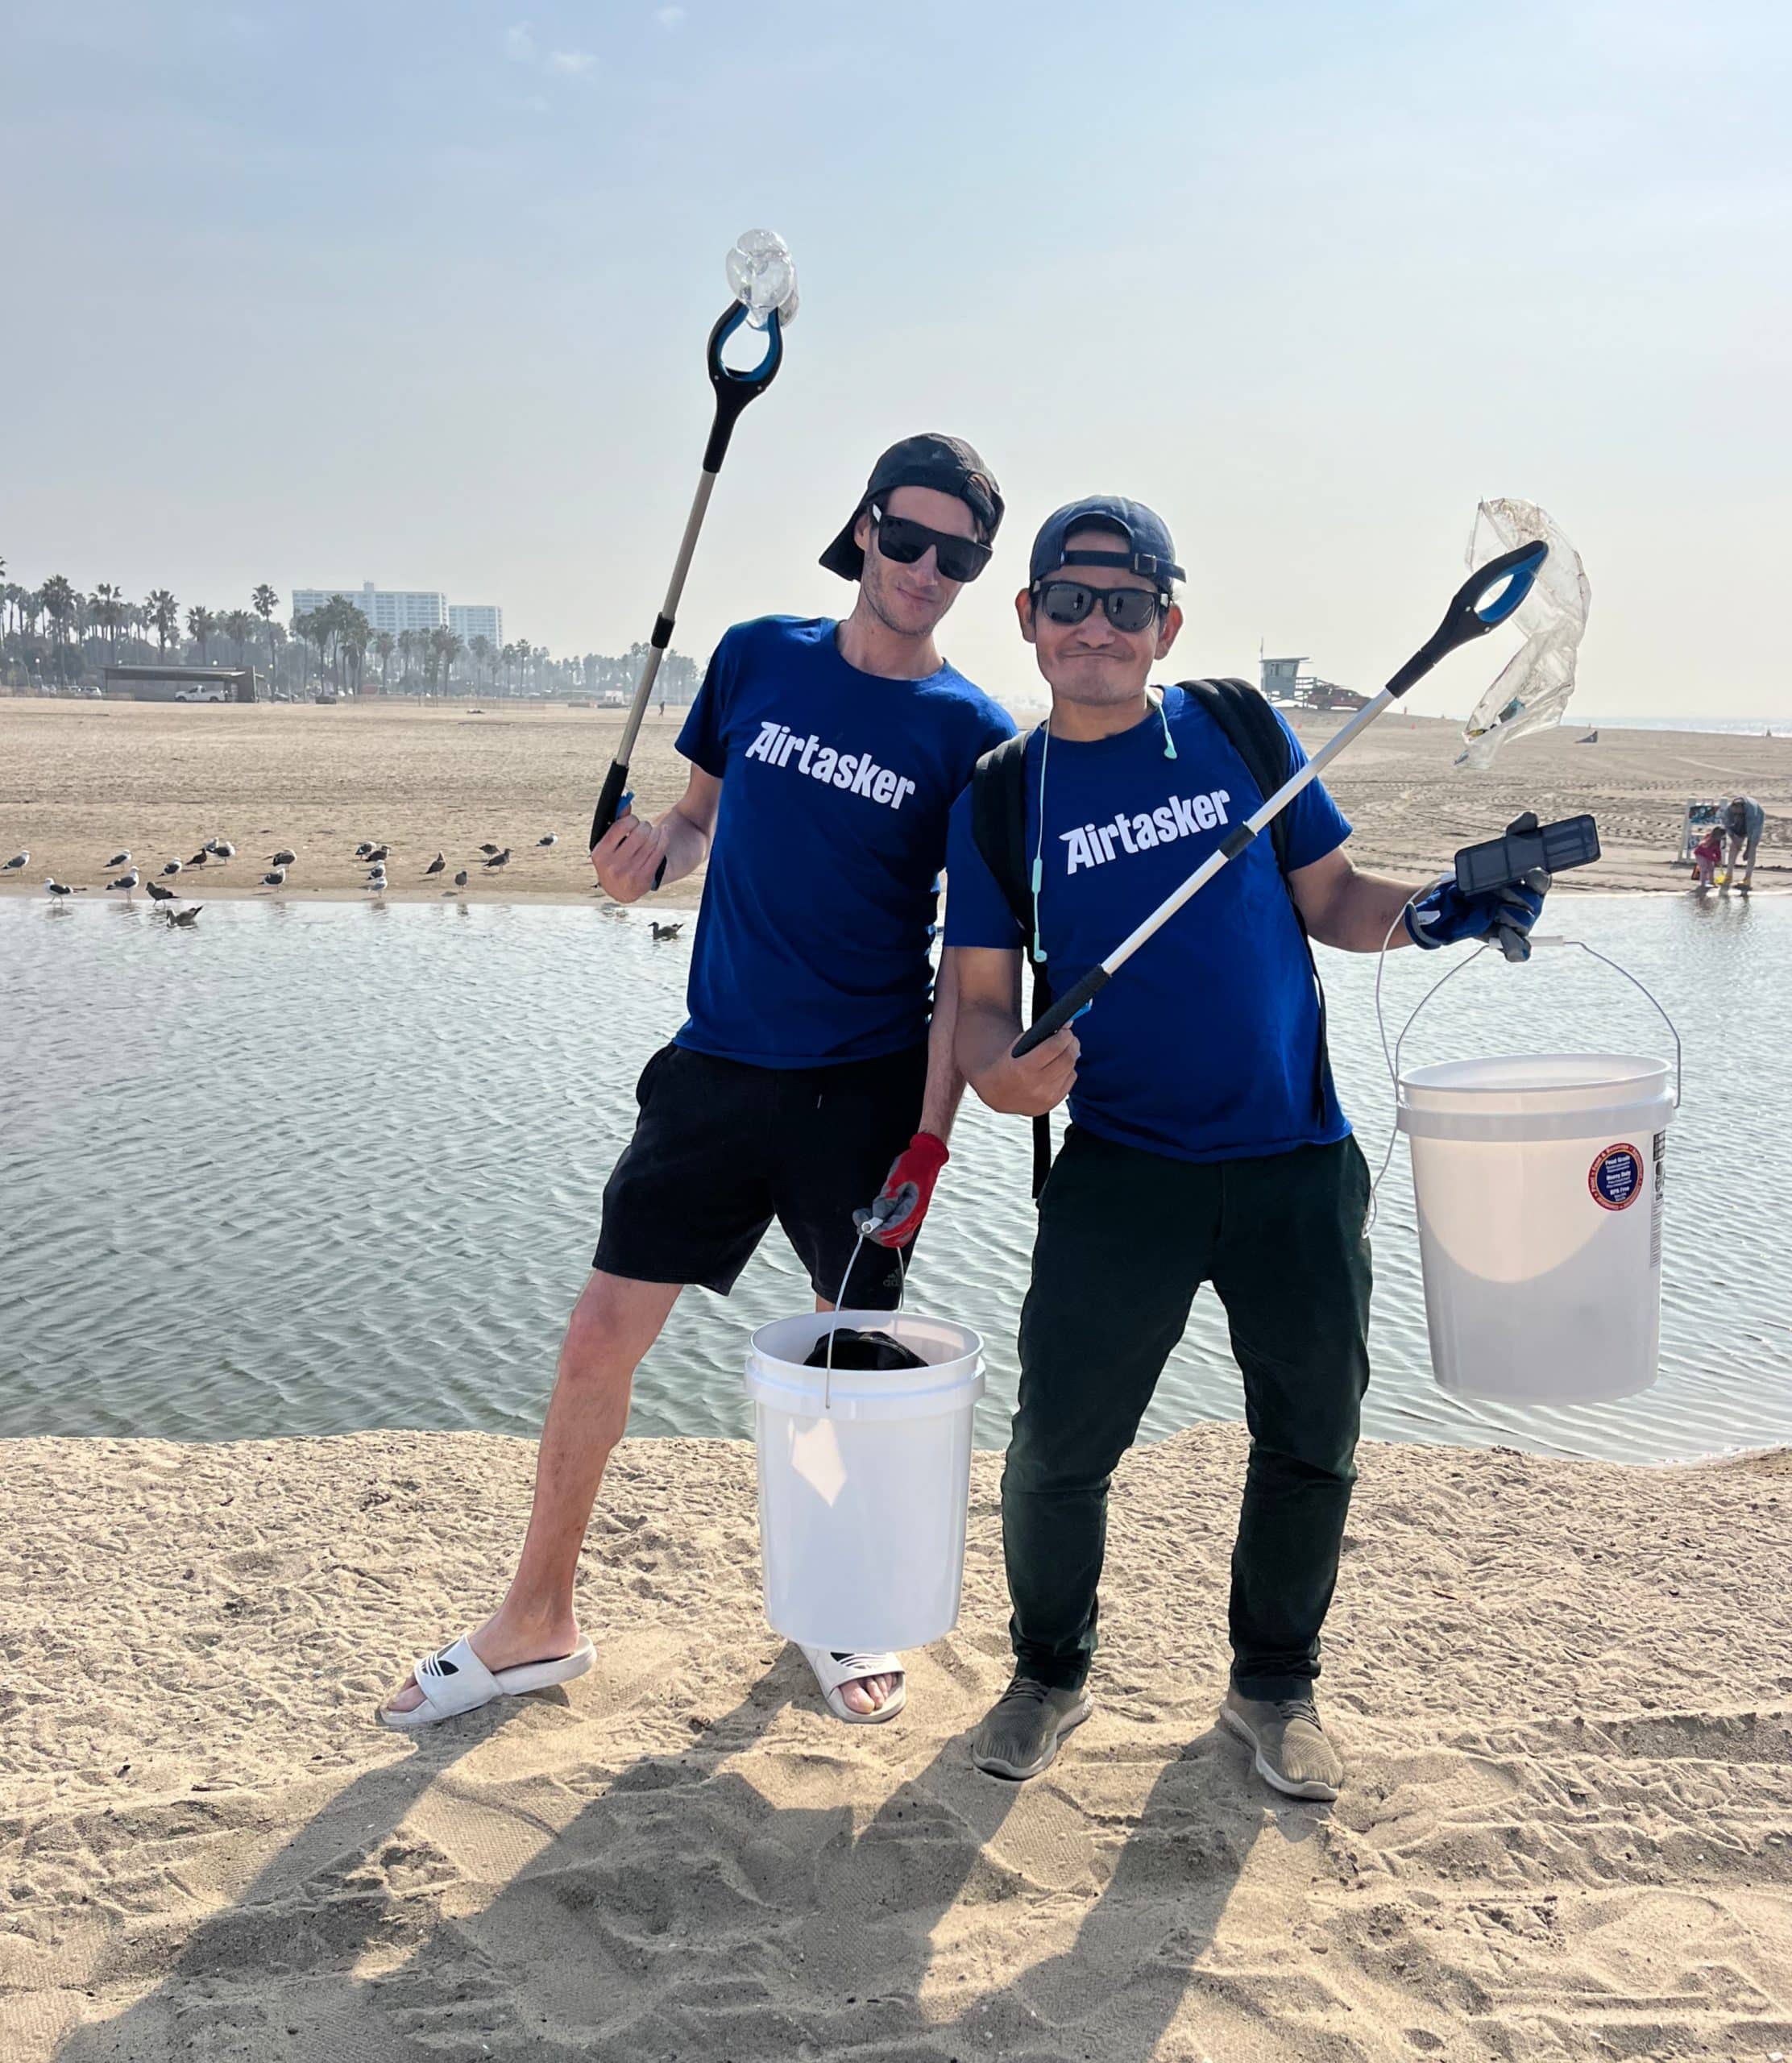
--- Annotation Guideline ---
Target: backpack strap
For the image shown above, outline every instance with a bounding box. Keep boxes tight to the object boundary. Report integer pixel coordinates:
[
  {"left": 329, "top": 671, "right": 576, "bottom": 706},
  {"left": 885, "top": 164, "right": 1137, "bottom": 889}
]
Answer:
[
  {"left": 1180, "top": 679, "right": 1295, "bottom": 877},
  {"left": 970, "top": 730, "right": 1034, "bottom": 936},
  {"left": 1178, "top": 679, "right": 1334, "bottom": 1127},
  {"left": 969, "top": 731, "right": 1056, "bottom": 1199}
]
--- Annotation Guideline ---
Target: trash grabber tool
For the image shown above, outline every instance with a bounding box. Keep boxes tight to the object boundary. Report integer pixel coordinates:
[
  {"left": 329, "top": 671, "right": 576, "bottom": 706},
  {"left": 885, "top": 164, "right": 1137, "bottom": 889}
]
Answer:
[
  {"left": 589, "top": 243, "right": 795, "bottom": 853},
  {"left": 1011, "top": 538, "right": 1549, "bottom": 1056}
]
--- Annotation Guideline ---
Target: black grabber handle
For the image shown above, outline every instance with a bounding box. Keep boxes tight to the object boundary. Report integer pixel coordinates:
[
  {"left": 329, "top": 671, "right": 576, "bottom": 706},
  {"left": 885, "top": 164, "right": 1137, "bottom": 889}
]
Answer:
[
  {"left": 1384, "top": 539, "right": 1548, "bottom": 699},
  {"left": 592, "top": 760, "right": 631, "bottom": 850},
  {"left": 1011, "top": 965, "right": 1109, "bottom": 1058},
  {"left": 702, "top": 301, "right": 785, "bottom": 470},
  {"left": 588, "top": 302, "right": 788, "bottom": 853}
]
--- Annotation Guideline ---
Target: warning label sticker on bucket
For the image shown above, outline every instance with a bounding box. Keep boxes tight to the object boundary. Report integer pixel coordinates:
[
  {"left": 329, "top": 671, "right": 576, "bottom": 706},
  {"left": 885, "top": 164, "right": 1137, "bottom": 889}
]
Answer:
[
  {"left": 1650, "top": 1131, "right": 1667, "bottom": 1265},
  {"left": 1589, "top": 1142, "right": 1644, "bottom": 1211}
]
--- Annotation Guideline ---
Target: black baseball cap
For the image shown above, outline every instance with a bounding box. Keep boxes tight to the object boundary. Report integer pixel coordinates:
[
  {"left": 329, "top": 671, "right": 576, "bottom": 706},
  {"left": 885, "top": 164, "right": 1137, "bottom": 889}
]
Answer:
[{"left": 819, "top": 434, "right": 1004, "bottom": 581}]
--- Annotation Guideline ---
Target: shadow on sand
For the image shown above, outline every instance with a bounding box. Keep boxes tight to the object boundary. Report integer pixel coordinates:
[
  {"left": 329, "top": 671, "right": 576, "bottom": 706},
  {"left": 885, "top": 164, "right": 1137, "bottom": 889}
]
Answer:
[{"left": 57, "top": 1654, "right": 1339, "bottom": 2061}]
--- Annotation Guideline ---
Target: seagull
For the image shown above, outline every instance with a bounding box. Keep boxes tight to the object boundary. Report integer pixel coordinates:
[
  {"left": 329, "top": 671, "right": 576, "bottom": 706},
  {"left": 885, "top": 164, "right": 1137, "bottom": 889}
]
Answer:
[
  {"left": 46, "top": 878, "right": 73, "bottom": 896},
  {"left": 452, "top": 869, "right": 469, "bottom": 888},
  {"left": 270, "top": 849, "right": 296, "bottom": 868},
  {"left": 537, "top": 833, "right": 557, "bottom": 848},
  {"left": 168, "top": 905, "right": 201, "bottom": 927},
  {"left": 484, "top": 849, "right": 511, "bottom": 869},
  {"left": 186, "top": 851, "right": 209, "bottom": 867},
  {"left": 5, "top": 852, "right": 28, "bottom": 870},
  {"left": 425, "top": 853, "right": 445, "bottom": 875},
  {"left": 355, "top": 841, "right": 374, "bottom": 859},
  {"left": 108, "top": 868, "right": 139, "bottom": 892},
  {"left": 261, "top": 868, "right": 286, "bottom": 888},
  {"left": 650, "top": 920, "right": 682, "bottom": 940},
  {"left": 210, "top": 840, "right": 235, "bottom": 860},
  {"left": 146, "top": 879, "right": 176, "bottom": 903},
  {"left": 105, "top": 849, "right": 131, "bottom": 868},
  {"left": 479, "top": 842, "right": 500, "bottom": 855},
  {"left": 365, "top": 844, "right": 389, "bottom": 864},
  {"left": 160, "top": 859, "right": 182, "bottom": 877}
]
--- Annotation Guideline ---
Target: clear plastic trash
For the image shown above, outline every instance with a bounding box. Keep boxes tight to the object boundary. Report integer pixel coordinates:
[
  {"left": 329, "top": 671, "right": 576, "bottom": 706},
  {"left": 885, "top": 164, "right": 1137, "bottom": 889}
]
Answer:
[
  {"left": 1456, "top": 499, "right": 1591, "bottom": 769},
  {"left": 726, "top": 228, "right": 799, "bottom": 330}
]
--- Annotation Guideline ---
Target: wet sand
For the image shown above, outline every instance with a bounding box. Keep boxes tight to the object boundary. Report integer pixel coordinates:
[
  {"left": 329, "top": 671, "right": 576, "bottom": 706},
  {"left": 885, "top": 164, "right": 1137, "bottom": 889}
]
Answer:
[
  {"left": 2, "top": 695, "right": 1785, "bottom": 908},
  {"left": 4, "top": 1425, "right": 1790, "bottom": 2061}
]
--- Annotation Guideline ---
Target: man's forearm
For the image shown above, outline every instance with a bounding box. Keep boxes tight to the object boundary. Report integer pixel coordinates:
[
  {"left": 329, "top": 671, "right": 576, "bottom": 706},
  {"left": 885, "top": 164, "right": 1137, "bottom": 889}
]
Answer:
[
  {"left": 954, "top": 995, "right": 1023, "bottom": 1104},
  {"left": 653, "top": 804, "right": 711, "bottom": 887},
  {"left": 1317, "top": 866, "right": 1433, "bottom": 953},
  {"left": 919, "top": 949, "right": 969, "bottom": 1140}
]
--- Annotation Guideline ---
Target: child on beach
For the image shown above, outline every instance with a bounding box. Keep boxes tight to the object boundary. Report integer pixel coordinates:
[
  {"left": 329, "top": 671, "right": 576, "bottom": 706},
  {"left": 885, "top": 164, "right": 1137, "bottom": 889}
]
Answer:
[{"left": 1693, "top": 824, "right": 1723, "bottom": 889}]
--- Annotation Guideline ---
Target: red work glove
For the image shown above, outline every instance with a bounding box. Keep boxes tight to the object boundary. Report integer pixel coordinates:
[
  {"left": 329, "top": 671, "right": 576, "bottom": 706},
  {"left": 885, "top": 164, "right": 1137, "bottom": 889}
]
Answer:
[{"left": 858, "top": 1131, "right": 949, "bottom": 1249}]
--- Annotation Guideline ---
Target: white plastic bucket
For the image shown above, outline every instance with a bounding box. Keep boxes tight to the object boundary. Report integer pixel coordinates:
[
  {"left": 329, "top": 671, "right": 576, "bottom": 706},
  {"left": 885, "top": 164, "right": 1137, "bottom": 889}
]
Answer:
[
  {"left": 745, "top": 1309, "right": 985, "bottom": 1652},
  {"left": 1396, "top": 1053, "right": 1675, "bottom": 1404}
]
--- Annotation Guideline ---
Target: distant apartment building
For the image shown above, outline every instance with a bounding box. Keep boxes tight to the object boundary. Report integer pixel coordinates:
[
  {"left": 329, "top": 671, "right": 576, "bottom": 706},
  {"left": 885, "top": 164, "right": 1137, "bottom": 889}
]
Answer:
[
  {"left": 291, "top": 583, "right": 446, "bottom": 635},
  {"left": 448, "top": 604, "right": 503, "bottom": 648}
]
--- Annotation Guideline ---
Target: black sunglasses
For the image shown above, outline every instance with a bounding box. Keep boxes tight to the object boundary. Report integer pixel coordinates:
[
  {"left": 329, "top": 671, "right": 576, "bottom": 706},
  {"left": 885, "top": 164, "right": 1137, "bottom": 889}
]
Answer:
[
  {"left": 1031, "top": 579, "right": 1165, "bottom": 633},
  {"left": 869, "top": 503, "right": 991, "bottom": 584}
]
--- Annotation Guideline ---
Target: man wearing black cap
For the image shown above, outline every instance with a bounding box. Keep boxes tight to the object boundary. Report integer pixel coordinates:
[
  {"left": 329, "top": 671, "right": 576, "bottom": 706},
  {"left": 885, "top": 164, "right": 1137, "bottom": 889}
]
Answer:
[
  {"left": 945, "top": 496, "right": 1547, "bottom": 1799},
  {"left": 381, "top": 437, "right": 1013, "bottom": 1733}
]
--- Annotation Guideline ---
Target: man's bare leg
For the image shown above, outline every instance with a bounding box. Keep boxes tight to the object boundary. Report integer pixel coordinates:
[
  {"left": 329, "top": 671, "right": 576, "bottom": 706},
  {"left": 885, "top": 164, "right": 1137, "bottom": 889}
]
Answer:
[
  {"left": 381, "top": 1270, "right": 680, "bottom": 1717},
  {"left": 383, "top": 1271, "right": 898, "bottom": 1717}
]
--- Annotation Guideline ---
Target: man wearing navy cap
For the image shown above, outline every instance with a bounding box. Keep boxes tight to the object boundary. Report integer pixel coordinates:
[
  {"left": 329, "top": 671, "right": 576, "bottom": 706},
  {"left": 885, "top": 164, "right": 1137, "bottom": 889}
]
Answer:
[
  {"left": 382, "top": 436, "right": 1014, "bottom": 1733},
  {"left": 946, "top": 497, "right": 1546, "bottom": 1797}
]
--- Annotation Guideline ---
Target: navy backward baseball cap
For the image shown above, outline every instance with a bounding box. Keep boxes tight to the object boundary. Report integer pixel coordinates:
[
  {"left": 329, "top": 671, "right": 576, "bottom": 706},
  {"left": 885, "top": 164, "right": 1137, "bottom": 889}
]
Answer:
[
  {"left": 819, "top": 433, "right": 1005, "bottom": 581},
  {"left": 1030, "top": 496, "right": 1184, "bottom": 592}
]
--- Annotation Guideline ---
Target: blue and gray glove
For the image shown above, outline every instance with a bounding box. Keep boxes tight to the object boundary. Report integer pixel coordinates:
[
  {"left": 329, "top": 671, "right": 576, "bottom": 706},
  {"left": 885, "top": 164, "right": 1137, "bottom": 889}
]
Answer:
[{"left": 1404, "top": 867, "right": 1550, "bottom": 962}]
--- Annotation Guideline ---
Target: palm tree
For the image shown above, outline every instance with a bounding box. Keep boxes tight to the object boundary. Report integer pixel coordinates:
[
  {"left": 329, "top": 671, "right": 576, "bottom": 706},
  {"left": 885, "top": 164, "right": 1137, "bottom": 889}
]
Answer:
[
  {"left": 220, "top": 609, "right": 257, "bottom": 665},
  {"left": 147, "top": 589, "right": 179, "bottom": 656},
  {"left": 92, "top": 583, "right": 126, "bottom": 665},
  {"left": 469, "top": 633, "right": 492, "bottom": 691},
  {"left": 251, "top": 583, "right": 278, "bottom": 686},
  {"left": 375, "top": 630, "right": 396, "bottom": 691},
  {"left": 290, "top": 608, "right": 318, "bottom": 691},
  {"left": 40, "top": 574, "right": 77, "bottom": 680},
  {"left": 186, "top": 604, "right": 216, "bottom": 665},
  {"left": 339, "top": 608, "right": 371, "bottom": 693}
]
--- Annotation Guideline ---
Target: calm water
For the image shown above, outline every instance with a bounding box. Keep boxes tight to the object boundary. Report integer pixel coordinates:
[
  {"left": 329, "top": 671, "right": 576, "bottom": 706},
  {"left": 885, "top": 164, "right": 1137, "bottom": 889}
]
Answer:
[{"left": 2, "top": 894, "right": 1786, "bottom": 1463}]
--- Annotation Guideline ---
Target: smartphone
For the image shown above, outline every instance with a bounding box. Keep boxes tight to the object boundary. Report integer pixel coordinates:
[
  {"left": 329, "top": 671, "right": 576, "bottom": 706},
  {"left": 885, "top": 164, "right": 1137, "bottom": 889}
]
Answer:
[{"left": 1454, "top": 813, "right": 1600, "bottom": 896}]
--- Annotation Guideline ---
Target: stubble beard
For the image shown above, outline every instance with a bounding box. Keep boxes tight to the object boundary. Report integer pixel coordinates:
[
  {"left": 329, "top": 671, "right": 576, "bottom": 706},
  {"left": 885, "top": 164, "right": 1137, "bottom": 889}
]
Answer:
[
  {"left": 1045, "top": 654, "right": 1151, "bottom": 711},
  {"left": 859, "top": 551, "right": 953, "bottom": 644}
]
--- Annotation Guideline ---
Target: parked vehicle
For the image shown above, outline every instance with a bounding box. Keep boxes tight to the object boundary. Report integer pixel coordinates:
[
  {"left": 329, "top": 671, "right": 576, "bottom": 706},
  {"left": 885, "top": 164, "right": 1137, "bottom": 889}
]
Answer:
[{"left": 173, "top": 683, "right": 231, "bottom": 704}]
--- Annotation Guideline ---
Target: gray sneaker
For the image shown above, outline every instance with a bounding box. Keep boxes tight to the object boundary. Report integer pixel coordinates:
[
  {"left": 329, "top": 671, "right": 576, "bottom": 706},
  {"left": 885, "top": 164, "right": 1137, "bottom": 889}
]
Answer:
[
  {"left": 971, "top": 1675, "right": 1093, "bottom": 1780},
  {"left": 1221, "top": 1686, "right": 1343, "bottom": 1800}
]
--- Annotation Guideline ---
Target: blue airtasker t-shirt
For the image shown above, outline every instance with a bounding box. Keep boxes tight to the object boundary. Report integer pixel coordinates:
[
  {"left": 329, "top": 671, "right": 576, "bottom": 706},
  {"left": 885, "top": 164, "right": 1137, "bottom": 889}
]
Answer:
[
  {"left": 675, "top": 616, "right": 1014, "bottom": 1067},
  {"left": 944, "top": 687, "right": 1353, "bottom": 1164}
]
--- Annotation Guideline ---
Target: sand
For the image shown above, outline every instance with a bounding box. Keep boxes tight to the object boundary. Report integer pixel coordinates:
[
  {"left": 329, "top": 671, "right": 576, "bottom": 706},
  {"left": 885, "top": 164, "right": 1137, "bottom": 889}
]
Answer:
[
  {"left": 4, "top": 1425, "right": 1790, "bottom": 2061},
  {"left": 2, "top": 695, "right": 1786, "bottom": 908}
]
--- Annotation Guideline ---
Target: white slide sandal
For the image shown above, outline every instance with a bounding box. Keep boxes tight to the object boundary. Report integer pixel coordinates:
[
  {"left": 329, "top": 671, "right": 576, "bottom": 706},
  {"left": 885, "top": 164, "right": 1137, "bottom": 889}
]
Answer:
[
  {"left": 799, "top": 1643, "right": 907, "bottom": 1725},
  {"left": 378, "top": 1633, "right": 595, "bottom": 1732}
]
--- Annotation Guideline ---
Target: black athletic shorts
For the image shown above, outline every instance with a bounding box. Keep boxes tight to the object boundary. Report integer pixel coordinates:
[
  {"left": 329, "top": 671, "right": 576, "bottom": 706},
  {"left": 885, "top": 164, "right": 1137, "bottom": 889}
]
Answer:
[{"left": 593, "top": 1041, "right": 927, "bottom": 1306}]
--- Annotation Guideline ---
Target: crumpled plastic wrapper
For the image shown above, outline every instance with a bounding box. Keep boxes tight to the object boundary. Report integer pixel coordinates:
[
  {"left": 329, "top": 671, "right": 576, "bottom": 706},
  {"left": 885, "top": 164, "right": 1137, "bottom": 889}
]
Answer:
[
  {"left": 726, "top": 228, "right": 799, "bottom": 330},
  {"left": 1455, "top": 499, "right": 1591, "bottom": 769}
]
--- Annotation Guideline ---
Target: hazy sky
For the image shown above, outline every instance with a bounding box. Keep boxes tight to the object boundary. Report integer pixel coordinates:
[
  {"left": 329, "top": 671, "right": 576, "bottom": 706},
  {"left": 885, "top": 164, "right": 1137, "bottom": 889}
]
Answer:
[{"left": 4, "top": 2, "right": 1787, "bottom": 718}]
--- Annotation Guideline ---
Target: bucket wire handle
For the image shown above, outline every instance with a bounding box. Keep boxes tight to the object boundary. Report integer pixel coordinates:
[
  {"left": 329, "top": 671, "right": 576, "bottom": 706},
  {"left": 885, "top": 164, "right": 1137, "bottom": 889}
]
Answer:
[
  {"left": 1364, "top": 924, "right": 1685, "bottom": 1238},
  {"left": 823, "top": 1230, "right": 910, "bottom": 1411},
  {"left": 1548, "top": 940, "right": 1683, "bottom": 1109}
]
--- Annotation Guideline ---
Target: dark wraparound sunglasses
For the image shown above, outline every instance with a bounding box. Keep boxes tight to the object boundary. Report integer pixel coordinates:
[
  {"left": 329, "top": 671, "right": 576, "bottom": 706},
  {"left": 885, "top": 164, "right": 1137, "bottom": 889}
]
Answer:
[
  {"left": 1031, "top": 580, "right": 1166, "bottom": 633},
  {"left": 869, "top": 503, "right": 992, "bottom": 584}
]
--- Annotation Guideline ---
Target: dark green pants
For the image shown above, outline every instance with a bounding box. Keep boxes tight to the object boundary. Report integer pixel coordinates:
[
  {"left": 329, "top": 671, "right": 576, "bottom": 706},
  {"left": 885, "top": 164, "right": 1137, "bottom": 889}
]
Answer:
[{"left": 1002, "top": 1127, "right": 1372, "bottom": 1701}]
